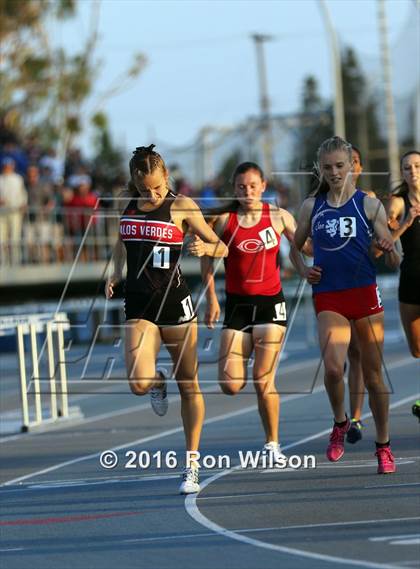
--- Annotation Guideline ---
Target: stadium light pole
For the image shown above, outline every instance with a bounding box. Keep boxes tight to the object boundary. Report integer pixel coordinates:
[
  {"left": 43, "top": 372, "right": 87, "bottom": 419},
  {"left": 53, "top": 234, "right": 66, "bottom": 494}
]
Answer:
[
  {"left": 377, "top": 0, "right": 400, "bottom": 185},
  {"left": 318, "top": 0, "right": 346, "bottom": 138},
  {"left": 251, "top": 33, "right": 275, "bottom": 176}
]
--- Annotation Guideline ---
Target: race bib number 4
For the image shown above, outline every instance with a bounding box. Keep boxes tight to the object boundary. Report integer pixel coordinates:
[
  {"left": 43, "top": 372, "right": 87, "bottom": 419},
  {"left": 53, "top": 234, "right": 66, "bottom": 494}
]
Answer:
[
  {"left": 258, "top": 227, "right": 278, "bottom": 250},
  {"left": 273, "top": 302, "right": 287, "bottom": 322}
]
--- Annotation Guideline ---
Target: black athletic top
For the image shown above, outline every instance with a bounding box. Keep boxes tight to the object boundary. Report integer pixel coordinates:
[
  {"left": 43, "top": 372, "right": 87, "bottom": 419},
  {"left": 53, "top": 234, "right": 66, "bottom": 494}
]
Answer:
[
  {"left": 400, "top": 194, "right": 420, "bottom": 273},
  {"left": 120, "top": 192, "right": 186, "bottom": 294}
]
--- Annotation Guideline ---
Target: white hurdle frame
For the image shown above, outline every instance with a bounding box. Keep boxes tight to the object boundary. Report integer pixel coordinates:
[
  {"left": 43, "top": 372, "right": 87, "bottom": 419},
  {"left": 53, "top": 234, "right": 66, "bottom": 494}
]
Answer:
[{"left": 15, "top": 315, "right": 69, "bottom": 431}]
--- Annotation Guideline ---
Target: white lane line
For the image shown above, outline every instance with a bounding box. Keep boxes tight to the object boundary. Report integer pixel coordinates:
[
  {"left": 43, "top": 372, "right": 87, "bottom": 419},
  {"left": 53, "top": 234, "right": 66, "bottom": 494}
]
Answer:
[
  {"left": 0, "top": 357, "right": 322, "bottom": 444},
  {"left": 262, "top": 459, "right": 414, "bottom": 473},
  {"left": 122, "top": 531, "right": 217, "bottom": 544},
  {"left": 382, "top": 538, "right": 420, "bottom": 546},
  {"left": 0, "top": 548, "right": 24, "bottom": 553},
  {"left": 369, "top": 534, "right": 420, "bottom": 542},
  {"left": 0, "top": 356, "right": 343, "bottom": 486},
  {"left": 1, "top": 353, "right": 414, "bottom": 444},
  {"left": 237, "top": 517, "right": 420, "bottom": 533},
  {"left": 365, "top": 482, "right": 420, "bottom": 489},
  {"left": 197, "top": 492, "right": 280, "bottom": 501},
  {"left": 2, "top": 391, "right": 320, "bottom": 487},
  {"left": 3, "top": 526, "right": 420, "bottom": 555},
  {"left": 185, "top": 392, "right": 419, "bottom": 569},
  {"left": 1, "top": 356, "right": 416, "bottom": 486}
]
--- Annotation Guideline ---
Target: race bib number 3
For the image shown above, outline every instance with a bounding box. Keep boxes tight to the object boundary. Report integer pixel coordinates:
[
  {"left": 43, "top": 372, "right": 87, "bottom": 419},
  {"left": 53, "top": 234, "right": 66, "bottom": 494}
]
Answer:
[
  {"left": 339, "top": 217, "right": 356, "bottom": 238},
  {"left": 258, "top": 227, "right": 278, "bottom": 250}
]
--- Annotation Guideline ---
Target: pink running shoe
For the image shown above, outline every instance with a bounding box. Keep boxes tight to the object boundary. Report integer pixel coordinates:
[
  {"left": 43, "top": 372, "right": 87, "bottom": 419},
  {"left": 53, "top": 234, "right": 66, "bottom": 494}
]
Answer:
[
  {"left": 375, "top": 446, "right": 396, "bottom": 474},
  {"left": 326, "top": 419, "right": 350, "bottom": 462}
]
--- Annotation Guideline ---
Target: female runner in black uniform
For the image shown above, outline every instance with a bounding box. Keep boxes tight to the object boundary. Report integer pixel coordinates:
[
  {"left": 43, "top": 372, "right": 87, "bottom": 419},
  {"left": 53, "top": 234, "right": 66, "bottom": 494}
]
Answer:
[
  {"left": 387, "top": 150, "right": 420, "bottom": 358},
  {"left": 106, "top": 145, "right": 228, "bottom": 494}
]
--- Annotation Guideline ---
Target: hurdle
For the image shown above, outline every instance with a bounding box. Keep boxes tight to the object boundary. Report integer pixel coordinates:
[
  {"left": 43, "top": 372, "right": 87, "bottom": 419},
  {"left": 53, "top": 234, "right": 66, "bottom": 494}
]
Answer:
[{"left": 1, "top": 313, "right": 83, "bottom": 432}]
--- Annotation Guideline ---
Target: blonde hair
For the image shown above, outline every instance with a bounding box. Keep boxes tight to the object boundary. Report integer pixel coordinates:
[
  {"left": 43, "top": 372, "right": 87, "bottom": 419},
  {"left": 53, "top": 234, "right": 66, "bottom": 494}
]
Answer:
[{"left": 311, "top": 136, "right": 353, "bottom": 196}]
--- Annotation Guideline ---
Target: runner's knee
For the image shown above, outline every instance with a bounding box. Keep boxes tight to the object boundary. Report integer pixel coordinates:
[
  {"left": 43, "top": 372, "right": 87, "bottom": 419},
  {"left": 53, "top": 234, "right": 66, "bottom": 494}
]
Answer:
[
  {"left": 324, "top": 364, "right": 344, "bottom": 384},
  {"left": 128, "top": 381, "right": 152, "bottom": 396},
  {"left": 219, "top": 379, "right": 243, "bottom": 395}
]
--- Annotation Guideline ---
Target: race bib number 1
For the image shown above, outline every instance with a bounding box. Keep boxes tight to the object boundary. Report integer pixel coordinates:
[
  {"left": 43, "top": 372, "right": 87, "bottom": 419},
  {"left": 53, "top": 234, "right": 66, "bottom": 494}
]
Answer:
[{"left": 153, "top": 246, "right": 170, "bottom": 269}]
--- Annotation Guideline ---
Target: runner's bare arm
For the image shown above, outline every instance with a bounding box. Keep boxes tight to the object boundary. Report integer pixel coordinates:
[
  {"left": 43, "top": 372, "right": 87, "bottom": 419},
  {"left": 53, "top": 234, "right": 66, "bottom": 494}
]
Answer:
[
  {"left": 173, "top": 196, "right": 228, "bottom": 258},
  {"left": 292, "top": 199, "right": 322, "bottom": 283},
  {"left": 106, "top": 235, "right": 126, "bottom": 299},
  {"left": 199, "top": 214, "right": 228, "bottom": 328},
  {"left": 387, "top": 195, "right": 420, "bottom": 241},
  {"left": 271, "top": 207, "right": 309, "bottom": 276},
  {"left": 365, "top": 198, "right": 401, "bottom": 269},
  {"left": 272, "top": 206, "right": 313, "bottom": 255}
]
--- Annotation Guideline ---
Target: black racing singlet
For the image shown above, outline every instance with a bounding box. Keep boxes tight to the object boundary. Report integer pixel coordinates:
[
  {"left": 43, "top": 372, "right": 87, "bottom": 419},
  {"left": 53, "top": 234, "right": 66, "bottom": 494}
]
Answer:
[
  {"left": 400, "top": 194, "right": 420, "bottom": 273},
  {"left": 120, "top": 192, "right": 186, "bottom": 294}
]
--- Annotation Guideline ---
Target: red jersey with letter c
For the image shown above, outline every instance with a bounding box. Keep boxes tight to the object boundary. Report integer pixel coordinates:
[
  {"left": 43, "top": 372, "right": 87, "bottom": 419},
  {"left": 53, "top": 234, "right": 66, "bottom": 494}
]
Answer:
[{"left": 221, "top": 202, "right": 281, "bottom": 295}]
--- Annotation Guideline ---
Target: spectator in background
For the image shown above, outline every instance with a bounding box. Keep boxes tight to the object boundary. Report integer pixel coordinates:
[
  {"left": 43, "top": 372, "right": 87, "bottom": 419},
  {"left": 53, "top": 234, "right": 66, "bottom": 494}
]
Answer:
[
  {"left": 67, "top": 165, "right": 92, "bottom": 190},
  {"left": 67, "top": 176, "right": 98, "bottom": 261},
  {"left": 64, "top": 148, "right": 85, "bottom": 179},
  {"left": 39, "top": 164, "right": 55, "bottom": 185},
  {"left": 59, "top": 184, "right": 75, "bottom": 262},
  {"left": 23, "top": 135, "right": 43, "bottom": 166},
  {"left": 39, "top": 148, "right": 64, "bottom": 184},
  {"left": 24, "top": 165, "right": 55, "bottom": 263},
  {"left": 199, "top": 178, "right": 220, "bottom": 210},
  {"left": 175, "top": 176, "right": 194, "bottom": 197},
  {"left": 263, "top": 180, "right": 290, "bottom": 209},
  {"left": 0, "top": 157, "right": 28, "bottom": 264},
  {"left": 0, "top": 139, "right": 28, "bottom": 177}
]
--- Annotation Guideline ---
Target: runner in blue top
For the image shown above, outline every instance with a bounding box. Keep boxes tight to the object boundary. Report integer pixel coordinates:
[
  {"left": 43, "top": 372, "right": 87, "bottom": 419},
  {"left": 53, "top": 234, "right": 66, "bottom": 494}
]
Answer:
[{"left": 293, "top": 136, "right": 400, "bottom": 474}]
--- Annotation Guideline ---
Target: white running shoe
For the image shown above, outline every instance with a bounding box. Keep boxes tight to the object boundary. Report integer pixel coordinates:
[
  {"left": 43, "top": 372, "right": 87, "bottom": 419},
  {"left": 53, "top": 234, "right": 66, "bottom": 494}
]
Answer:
[
  {"left": 150, "top": 373, "right": 168, "bottom": 416},
  {"left": 263, "top": 441, "right": 288, "bottom": 468},
  {"left": 179, "top": 466, "right": 200, "bottom": 494}
]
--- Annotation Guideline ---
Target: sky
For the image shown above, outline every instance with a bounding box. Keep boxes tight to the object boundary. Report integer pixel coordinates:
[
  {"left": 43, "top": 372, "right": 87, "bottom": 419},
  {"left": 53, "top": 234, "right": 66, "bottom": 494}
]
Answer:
[{"left": 51, "top": 0, "right": 416, "bottom": 156}]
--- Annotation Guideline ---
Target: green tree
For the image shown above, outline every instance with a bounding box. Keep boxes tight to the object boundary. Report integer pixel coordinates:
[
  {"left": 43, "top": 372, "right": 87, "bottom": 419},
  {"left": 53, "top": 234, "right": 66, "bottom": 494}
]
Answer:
[
  {"left": 292, "top": 75, "right": 333, "bottom": 198},
  {"left": 91, "top": 112, "right": 125, "bottom": 191},
  {"left": 341, "top": 47, "right": 385, "bottom": 192},
  {"left": 0, "top": 0, "right": 146, "bottom": 155},
  {"left": 216, "top": 150, "right": 242, "bottom": 198}
]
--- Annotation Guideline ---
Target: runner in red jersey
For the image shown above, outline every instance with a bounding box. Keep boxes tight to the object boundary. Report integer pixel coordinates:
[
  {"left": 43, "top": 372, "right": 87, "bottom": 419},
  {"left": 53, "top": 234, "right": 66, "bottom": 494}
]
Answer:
[
  {"left": 200, "top": 162, "right": 305, "bottom": 464},
  {"left": 105, "top": 145, "right": 228, "bottom": 494}
]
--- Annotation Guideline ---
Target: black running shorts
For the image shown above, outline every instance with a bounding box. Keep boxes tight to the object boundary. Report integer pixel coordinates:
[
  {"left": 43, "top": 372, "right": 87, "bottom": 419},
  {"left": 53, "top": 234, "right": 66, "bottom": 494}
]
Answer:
[
  {"left": 124, "top": 284, "right": 196, "bottom": 326},
  {"left": 223, "top": 289, "right": 288, "bottom": 333},
  {"left": 399, "top": 267, "right": 420, "bottom": 305}
]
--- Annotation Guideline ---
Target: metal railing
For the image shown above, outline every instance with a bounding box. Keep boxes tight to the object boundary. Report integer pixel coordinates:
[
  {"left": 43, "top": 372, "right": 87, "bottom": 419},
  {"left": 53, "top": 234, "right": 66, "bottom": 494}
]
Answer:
[{"left": 0, "top": 206, "right": 119, "bottom": 266}]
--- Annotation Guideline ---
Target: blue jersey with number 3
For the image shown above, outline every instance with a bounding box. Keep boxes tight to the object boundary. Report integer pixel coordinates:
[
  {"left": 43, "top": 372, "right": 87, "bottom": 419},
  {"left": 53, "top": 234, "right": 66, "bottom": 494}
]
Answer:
[{"left": 311, "top": 190, "right": 376, "bottom": 293}]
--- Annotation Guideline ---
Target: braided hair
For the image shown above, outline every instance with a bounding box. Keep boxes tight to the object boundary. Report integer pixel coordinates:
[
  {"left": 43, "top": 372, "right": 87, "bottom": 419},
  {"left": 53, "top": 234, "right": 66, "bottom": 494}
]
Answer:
[{"left": 125, "top": 144, "right": 168, "bottom": 197}]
